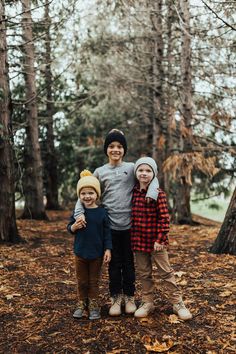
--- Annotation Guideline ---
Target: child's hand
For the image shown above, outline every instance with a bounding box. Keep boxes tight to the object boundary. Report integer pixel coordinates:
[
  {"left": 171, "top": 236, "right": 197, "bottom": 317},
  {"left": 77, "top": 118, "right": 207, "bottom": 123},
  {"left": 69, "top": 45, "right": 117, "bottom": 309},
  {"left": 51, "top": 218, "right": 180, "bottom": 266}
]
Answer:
[
  {"left": 154, "top": 242, "right": 164, "bottom": 251},
  {"left": 71, "top": 215, "right": 86, "bottom": 232},
  {"left": 103, "top": 249, "right": 111, "bottom": 264},
  {"left": 75, "top": 214, "right": 87, "bottom": 229}
]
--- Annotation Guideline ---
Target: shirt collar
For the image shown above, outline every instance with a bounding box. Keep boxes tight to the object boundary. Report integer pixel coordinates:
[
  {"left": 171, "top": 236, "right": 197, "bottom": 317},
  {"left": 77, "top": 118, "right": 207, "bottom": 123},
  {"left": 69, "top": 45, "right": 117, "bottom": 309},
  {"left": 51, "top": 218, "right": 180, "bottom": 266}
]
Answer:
[{"left": 134, "top": 183, "right": 147, "bottom": 193}]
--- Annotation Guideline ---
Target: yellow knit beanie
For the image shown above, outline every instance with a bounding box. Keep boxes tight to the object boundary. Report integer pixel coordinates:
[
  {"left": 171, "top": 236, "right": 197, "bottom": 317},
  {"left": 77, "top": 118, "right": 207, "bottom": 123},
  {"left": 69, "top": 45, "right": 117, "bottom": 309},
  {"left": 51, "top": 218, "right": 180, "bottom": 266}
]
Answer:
[{"left": 76, "top": 170, "right": 101, "bottom": 198}]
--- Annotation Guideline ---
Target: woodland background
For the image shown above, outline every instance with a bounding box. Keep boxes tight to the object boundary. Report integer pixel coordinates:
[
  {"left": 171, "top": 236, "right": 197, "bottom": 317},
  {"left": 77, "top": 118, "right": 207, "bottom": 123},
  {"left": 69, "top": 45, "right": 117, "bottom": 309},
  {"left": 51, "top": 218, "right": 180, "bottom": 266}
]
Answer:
[
  {"left": 0, "top": 0, "right": 236, "bottom": 231},
  {"left": 0, "top": 0, "right": 236, "bottom": 352}
]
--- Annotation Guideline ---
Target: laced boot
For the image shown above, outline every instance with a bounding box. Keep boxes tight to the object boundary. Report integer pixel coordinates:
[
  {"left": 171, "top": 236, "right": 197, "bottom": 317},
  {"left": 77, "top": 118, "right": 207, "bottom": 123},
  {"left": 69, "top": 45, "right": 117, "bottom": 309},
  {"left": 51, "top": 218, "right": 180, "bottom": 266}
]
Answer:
[
  {"left": 173, "top": 300, "right": 192, "bottom": 320},
  {"left": 134, "top": 302, "right": 154, "bottom": 318},
  {"left": 124, "top": 295, "right": 137, "bottom": 314},
  {"left": 109, "top": 294, "right": 123, "bottom": 316}
]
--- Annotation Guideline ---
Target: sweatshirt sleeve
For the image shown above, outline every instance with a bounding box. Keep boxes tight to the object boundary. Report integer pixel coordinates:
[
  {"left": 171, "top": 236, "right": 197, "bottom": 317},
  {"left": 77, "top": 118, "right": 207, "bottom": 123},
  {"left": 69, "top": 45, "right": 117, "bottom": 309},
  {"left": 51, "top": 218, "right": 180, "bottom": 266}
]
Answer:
[
  {"left": 146, "top": 176, "right": 159, "bottom": 201},
  {"left": 103, "top": 211, "right": 112, "bottom": 250},
  {"left": 156, "top": 190, "right": 170, "bottom": 244},
  {"left": 73, "top": 198, "right": 85, "bottom": 219}
]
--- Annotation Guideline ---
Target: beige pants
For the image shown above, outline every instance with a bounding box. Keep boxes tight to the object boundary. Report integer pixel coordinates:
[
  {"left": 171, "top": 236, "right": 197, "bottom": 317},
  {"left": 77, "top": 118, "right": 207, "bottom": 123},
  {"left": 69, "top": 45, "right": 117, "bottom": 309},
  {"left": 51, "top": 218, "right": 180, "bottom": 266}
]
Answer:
[{"left": 135, "top": 249, "right": 182, "bottom": 304}]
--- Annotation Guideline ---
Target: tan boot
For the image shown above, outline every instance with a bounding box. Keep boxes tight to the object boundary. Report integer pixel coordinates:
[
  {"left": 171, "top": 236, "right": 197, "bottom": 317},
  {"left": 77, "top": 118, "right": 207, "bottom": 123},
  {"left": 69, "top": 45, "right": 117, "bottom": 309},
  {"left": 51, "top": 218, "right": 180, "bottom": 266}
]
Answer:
[
  {"left": 109, "top": 294, "right": 123, "bottom": 316},
  {"left": 134, "top": 302, "right": 154, "bottom": 318},
  {"left": 124, "top": 295, "right": 137, "bottom": 314},
  {"left": 173, "top": 301, "right": 192, "bottom": 320}
]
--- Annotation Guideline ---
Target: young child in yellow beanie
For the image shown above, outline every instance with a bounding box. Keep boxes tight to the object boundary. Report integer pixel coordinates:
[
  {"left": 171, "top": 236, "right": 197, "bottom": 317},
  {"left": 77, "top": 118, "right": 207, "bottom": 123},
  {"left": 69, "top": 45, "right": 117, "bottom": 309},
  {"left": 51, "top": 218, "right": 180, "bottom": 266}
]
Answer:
[{"left": 67, "top": 170, "right": 112, "bottom": 320}]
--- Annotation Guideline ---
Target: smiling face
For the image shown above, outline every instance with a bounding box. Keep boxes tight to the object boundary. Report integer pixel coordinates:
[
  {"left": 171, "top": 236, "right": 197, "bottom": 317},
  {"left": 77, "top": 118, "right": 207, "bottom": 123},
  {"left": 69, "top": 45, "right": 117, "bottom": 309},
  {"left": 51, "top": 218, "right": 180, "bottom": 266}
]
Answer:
[
  {"left": 107, "top": 141, "right": 124, "bottom": 165},
  {"left": 79, "top": 187, "right": 98, "bottom": 208},
  {"left": 136, "top": 164, "right": 154, "bottom": 188}
]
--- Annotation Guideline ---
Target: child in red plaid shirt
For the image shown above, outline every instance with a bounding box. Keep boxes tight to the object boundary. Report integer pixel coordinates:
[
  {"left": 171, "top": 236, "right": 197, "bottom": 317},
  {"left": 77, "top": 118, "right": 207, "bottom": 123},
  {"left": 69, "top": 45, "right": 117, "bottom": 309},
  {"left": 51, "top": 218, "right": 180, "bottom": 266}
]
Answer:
[{"left": 131, "top": 157, "right": 192, "bottom": 320}]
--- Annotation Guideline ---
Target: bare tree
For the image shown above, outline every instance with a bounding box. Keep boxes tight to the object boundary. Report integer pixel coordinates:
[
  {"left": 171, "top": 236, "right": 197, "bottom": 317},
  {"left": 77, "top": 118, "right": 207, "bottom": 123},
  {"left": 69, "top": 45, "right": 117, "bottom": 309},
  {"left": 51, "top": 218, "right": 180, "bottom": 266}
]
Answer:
[
  {"left": 210, "top": 187, "right": 236, "bottom": 255},
  {"left": 149, "top": 0, "right": 165, "bottom": 187},
  {"left": 43, "top": 0, "right": 60, "bottom": 210},
  {"left": 0, "top": 0, "right": 20, "bottom": 242},
  {"left": 171, "top": 0, "right": 193, "bottom": 224},
  {"left": 20, "top": 0, "right": 47, "bottom": 219}
]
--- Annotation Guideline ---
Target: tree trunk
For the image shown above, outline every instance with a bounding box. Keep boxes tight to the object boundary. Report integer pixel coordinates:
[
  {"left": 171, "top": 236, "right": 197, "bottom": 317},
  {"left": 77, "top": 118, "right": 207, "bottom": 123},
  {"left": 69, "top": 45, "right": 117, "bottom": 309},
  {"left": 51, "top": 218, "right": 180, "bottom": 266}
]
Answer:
[
  {"left": 210, "top": 188, "right": 236, "bottom": 255},
  {"left": 174, "top": 0, "right": 193, "bottom": 224},
  {"left": 150, "top": 0, "right": 165, "bottom": 188},
  {"left": 43, "top": 0, "right": 60, "bottom": 210},
  {"left": 164, "top": 1, "right": 178, "bottom": 203},
  {"left": 0, "top": 0, "right": 20, "bottom": 242},
  {"left": 20, "top": 0, "right": 47, "bottom": 219}
]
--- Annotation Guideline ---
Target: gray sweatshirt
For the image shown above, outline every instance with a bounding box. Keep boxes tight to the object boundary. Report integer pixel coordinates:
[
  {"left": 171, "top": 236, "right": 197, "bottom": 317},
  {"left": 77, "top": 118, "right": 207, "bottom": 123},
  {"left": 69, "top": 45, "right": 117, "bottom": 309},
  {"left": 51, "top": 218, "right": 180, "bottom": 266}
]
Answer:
[{"left": 74, "top": 161, "right": 159, "bottom": 230}]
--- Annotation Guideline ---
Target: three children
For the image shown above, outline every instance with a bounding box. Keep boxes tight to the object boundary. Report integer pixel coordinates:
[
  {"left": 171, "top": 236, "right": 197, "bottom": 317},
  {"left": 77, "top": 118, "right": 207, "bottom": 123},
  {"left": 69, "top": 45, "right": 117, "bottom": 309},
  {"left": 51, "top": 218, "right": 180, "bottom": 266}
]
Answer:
[
  {"left": 73, "top": 129, "right": 159, "bottom": 317},
  {"left": 68, "top": 130, "right": 192, "bottom": 321}
]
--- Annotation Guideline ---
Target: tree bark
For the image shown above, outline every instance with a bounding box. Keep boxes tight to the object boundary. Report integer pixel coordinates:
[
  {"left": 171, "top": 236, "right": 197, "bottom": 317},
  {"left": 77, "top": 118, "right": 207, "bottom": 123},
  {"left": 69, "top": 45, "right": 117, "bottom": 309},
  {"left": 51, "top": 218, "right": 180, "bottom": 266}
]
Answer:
[
  {"left": 150, "top": 0, "right": 165, "bottom": 188},
  {"left": 0, "top": 0, "right": 20, "bottom": 242},
  {"left": 20, "top": 0, "right": 47, "bottom": 219},
  {"left": 210, "top": 188, "right": 236, "bottom": 255},
  {"left": 174, "top": 0, "right": 193, "bottom": 224},
  {"left": 43, "top": 0, "right": 60, "bottom": 210}
]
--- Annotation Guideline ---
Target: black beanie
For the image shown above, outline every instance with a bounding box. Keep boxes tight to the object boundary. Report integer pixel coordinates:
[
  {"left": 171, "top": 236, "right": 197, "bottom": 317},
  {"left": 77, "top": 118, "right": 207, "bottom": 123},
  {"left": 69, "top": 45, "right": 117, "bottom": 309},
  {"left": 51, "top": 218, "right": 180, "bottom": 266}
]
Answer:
[{"left": 103, "top": 130, "right": 127, "bottom": 156}]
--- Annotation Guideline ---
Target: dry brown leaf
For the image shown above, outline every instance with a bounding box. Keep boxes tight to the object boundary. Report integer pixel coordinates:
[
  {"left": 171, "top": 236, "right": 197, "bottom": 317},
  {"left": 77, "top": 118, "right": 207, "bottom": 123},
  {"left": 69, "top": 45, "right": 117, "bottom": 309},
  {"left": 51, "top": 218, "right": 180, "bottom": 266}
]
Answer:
[
  {"left": 168, "top": 314, "right": 181, "bottom": 324},
  {"left": 106, "top": 350, "right": 127, "bottom": 354},
  {"left": 6, "top": 293, "right": 21, "bottom": 300},
  {"left": 219, "top": 290, "right": 232, "bottom": 297},
  {"left": 174, "top": 271, "right": 186, "bottom": 278},
  {"left": 144, "top": 339, "right": 177, "bottom": 352}
]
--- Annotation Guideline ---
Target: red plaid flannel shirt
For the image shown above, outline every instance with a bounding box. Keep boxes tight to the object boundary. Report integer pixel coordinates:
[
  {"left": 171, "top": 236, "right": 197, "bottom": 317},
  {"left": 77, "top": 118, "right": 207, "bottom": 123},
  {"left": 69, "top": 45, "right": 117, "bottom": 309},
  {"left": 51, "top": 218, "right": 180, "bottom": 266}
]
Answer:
[{"left": 131, "top": 185, "right": 170, "bottom": 252}]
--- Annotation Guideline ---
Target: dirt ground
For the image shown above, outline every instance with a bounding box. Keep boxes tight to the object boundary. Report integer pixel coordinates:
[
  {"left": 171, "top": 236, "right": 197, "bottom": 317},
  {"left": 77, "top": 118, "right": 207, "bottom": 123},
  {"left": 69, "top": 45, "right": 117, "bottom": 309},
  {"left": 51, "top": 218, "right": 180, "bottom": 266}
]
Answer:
[{"left": 0, "top": 211, "right": 235, "bottom": 354}]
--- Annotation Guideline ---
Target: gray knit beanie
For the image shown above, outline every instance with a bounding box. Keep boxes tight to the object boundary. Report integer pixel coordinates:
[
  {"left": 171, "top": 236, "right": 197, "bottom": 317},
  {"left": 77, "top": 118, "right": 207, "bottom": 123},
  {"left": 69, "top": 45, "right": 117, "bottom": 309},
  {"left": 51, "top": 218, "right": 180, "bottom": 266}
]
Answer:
[{"left": 134, "top": 157, "right": 158, "bottom": 177}]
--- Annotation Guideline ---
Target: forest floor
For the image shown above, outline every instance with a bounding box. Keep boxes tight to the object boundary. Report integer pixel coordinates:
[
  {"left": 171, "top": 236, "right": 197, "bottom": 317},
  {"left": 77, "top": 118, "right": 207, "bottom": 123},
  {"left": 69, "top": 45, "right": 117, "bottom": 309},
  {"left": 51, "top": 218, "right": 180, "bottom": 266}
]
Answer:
[{"left": 0, "top": 211, "right": 235, "bottom": 354}]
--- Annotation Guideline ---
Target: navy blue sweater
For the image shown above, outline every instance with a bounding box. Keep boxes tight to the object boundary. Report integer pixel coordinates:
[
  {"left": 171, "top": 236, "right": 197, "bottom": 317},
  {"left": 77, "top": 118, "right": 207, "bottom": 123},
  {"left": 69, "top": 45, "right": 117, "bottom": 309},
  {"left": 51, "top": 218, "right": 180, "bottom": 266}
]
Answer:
[{"left": 67, "top": 207, "right": 112, "bottom": 259}]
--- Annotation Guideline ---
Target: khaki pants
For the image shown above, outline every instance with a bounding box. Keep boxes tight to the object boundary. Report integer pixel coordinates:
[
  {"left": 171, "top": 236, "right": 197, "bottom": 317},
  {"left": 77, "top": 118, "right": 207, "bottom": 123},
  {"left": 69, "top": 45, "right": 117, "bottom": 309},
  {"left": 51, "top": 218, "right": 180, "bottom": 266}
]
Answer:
[
  {"left": 135, "top": 249, "right": 182, "bottom": 304},
  {"left": 75, "top": 255, "right": 103, "bottom": 301}
]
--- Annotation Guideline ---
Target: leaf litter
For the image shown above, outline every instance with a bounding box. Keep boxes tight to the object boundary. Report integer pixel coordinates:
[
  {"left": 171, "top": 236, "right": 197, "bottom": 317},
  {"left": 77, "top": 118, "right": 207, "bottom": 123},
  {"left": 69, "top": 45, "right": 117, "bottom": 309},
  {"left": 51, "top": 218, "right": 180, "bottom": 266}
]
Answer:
[{"left": 0, "top": 211, "right": 235, "bottom": 353}]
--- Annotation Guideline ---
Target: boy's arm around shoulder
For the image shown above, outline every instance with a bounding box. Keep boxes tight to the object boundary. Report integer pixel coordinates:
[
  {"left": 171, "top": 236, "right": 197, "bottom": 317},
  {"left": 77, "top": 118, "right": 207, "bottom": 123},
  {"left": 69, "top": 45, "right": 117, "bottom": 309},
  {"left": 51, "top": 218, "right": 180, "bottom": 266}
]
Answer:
[
  {"left": 156, "top": 189, "right": 170, "bottom": 245},
  {"left": 74, "top": 198, "right": 85, "bottom": 218}
]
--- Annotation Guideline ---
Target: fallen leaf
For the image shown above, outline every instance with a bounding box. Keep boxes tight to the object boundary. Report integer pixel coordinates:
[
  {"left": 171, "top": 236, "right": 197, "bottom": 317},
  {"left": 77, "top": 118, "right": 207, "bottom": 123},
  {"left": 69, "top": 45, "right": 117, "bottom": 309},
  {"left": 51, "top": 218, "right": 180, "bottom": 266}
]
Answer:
[
  {"left": 168, "top": 314, "right": 181, "bottom": 324},
  {"left": 219, "top": 290, "right": 232, "bottom": 297},
  {"left": 174, "top": 271, "right": 186, "bottom": 278},
  {"left": 144, "top": 339, "right": 177, "bottom": 352},
  {"left": 177, "top": 279, "right": 188, "bottom": 286},
  {"left": 6, "top": 293, "right": 21, "bottom": 300}
]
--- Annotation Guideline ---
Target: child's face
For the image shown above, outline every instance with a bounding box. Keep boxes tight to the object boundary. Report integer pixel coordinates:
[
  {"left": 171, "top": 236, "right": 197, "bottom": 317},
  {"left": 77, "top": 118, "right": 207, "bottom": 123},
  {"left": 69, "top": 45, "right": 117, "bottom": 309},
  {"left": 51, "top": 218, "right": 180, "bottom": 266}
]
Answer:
[
  {"left": 107, "top": 141, "right": 124, "bottom": 164},
  {"left": 136, "top": 164, "right": 154, "bottom": 185},
  {"left": 79, "top": 187, "right": 98, "bottom": 208}
]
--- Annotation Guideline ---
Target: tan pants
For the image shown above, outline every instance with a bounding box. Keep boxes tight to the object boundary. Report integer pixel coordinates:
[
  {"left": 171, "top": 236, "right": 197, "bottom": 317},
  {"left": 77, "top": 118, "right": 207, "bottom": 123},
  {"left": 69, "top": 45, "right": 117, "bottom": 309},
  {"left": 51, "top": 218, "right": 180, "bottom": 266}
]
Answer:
[
  {"left": 75, "top": 255, "right": 103, "bottom": 301},
  {"left": 135, "top": 249, "right": 182, "bottom": 304}
]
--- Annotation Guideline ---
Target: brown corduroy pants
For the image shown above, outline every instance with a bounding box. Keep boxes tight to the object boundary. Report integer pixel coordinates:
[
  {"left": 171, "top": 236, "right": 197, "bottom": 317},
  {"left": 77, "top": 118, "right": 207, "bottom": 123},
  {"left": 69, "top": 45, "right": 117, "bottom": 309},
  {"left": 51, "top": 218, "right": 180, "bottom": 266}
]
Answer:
[{"left": 75, "top": 255, "right": 103, "bottom": 301}]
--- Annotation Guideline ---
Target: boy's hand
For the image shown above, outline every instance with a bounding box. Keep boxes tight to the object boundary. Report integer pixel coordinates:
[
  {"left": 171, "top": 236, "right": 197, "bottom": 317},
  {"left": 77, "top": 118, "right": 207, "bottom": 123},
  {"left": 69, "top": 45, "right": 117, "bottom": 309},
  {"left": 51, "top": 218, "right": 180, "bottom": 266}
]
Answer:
[
  {"left": 75, "top": 214, "right": 87, "bottom": 229},
  {"left": 154, "top": 242, "right": 164, "bottom": 251},
  {"left": 103, "top": 249, "right": 111, "bottom": 264}
]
